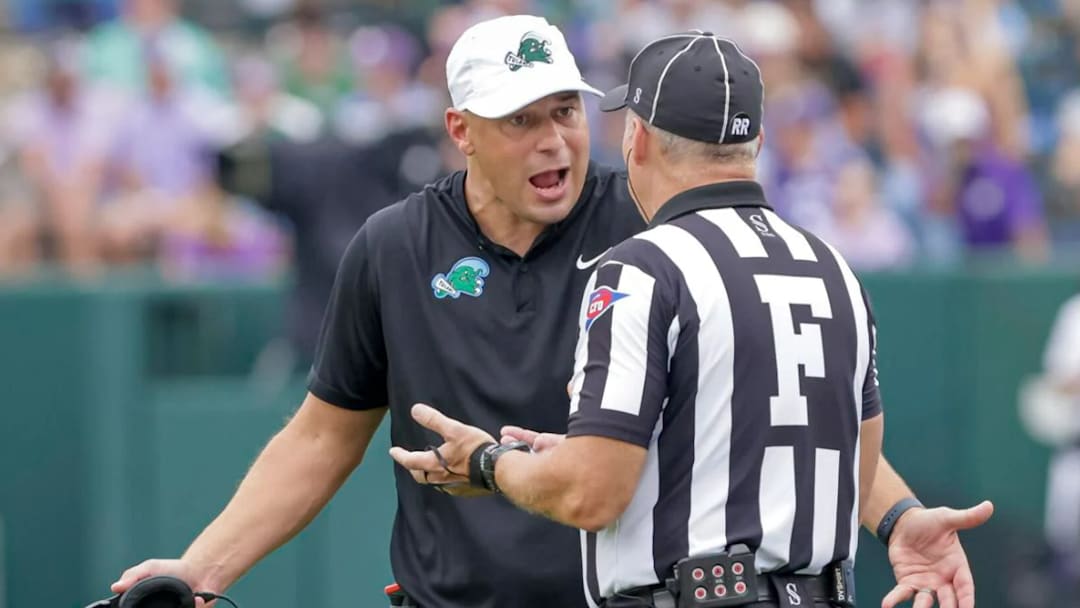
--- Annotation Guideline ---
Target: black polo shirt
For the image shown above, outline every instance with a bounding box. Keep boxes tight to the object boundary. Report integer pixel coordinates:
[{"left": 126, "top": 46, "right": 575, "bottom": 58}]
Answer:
[{"left": 307, "top": 162, "right": 644, "bottom": 608}]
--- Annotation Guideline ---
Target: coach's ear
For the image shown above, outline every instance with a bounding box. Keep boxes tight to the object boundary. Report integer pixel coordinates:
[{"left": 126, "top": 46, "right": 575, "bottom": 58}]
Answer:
[{"left": 445, "top": 109, "right": 475, "bottom": 156}]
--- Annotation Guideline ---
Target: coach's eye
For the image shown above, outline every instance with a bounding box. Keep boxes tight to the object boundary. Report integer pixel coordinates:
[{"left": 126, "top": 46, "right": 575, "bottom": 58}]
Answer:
[
  {"left": 508, "top": 114, "right": 528, "bottom": 127},
  {"left": 556, "top": 106, "right": 575, "bottom": 118}
]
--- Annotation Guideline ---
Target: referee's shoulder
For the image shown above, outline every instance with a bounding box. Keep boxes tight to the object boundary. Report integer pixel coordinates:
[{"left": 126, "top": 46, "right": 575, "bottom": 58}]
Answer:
[
  {"left": 786, "top": 218, "right": 874, "bottom": 300},
  {"left": 791, "top": 219, "right": 862, "bottom": 274},
  {"left": 602, "top": 228, "right": 680, "bottom": 281}
]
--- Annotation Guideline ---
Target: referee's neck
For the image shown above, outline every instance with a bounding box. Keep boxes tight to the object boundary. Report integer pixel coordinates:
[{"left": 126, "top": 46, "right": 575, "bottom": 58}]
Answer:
[{"left": 644, "top": 165, "right": 758, "bottom": 220}]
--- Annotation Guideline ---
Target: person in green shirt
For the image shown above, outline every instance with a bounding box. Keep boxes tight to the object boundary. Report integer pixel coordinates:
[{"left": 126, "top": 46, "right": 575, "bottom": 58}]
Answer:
[
  {"left": 83, "top": 0, "right": 229, "bottom": 98},
  {"left": 268, "top": 4, "right": 355, "bottom": 122}
]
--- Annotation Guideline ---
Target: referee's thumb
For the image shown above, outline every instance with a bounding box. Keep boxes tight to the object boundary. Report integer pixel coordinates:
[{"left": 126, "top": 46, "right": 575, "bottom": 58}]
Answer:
[{"left": 941, "top": 500, "right": 994, "bottom": 531}]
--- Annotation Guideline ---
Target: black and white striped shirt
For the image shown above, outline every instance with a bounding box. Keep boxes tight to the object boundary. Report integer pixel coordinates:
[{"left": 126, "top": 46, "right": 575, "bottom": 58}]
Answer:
[{"left": 566, "top": 180, "right": 882, "bottom": 604}]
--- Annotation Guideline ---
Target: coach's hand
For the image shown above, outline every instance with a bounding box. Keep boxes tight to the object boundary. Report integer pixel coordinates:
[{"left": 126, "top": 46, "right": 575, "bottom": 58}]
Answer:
[
  {"left": 112, "top": 558, "right": 218, "bottom": 606},
  {"left": 500, "top": 425, "right": 564, "bottom": 453},
  {"left": 882, "top": 500, "right": 994, "bottom": 608},
  {"left": 389, "top": 403, "right": 497, "bottom": 497}
]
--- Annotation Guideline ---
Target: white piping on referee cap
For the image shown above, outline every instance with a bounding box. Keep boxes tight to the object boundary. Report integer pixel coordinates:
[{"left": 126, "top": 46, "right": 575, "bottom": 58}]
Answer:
[
  {"left": 627, "top": 33, "right": 702, "bottom": 67},
  {"left": 711, "top": 35, "right": 732, "bottom": 143},
  {"left": 649, "top": 33, "right": 705, "bottom": 124},
  {"left": 620, "top": 33, "right": 702, "bottom": 108},
  {"left": 719, "top": 36, "right": 765, "bottom": 121}
]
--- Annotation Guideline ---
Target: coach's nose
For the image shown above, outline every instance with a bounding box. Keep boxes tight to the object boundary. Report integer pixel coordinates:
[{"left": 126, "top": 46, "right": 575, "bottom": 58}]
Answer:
[{"left": 536, "top": 117, "right": 567, "bottom": 154}]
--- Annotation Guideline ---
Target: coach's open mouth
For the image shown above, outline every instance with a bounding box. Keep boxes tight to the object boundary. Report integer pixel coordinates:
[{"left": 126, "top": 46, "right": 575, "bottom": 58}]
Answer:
[{"left": 529, "top": 167, "right": 569, "bottom": 202}]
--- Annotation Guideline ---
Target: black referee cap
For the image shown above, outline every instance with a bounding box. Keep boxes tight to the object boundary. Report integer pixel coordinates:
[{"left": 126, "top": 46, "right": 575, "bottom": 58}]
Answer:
[{"left": 599, "top": 31, "right": 764, "bottom": 145}]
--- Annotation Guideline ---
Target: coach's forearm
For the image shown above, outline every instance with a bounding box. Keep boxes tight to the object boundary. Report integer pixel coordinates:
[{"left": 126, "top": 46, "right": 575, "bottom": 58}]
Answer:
[
  {"left": 182, "top": 400, "right": 385, "bottom": 591},
  {"left": 861, "top": 456, "right": 920, "bottom": 534},
  {"left": 182, "top": 429, "right": 356, "bottom": 589}
]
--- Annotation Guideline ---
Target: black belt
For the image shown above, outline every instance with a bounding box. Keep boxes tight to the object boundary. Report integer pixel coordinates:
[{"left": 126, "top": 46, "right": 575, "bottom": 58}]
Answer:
[{"left": 600, "top": 572, "right": 835, "bottom": 607}]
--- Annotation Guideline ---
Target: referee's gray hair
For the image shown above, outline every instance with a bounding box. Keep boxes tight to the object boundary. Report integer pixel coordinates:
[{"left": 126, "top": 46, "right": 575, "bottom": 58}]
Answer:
[{"left": 627, "top": 112, "right": 759, "bottom": 165}]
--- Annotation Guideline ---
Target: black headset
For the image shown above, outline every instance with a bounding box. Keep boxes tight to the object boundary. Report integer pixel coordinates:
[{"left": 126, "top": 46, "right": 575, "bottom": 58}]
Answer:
[{"left": 84, "top": 576, "right": 239, "bottom": 608}]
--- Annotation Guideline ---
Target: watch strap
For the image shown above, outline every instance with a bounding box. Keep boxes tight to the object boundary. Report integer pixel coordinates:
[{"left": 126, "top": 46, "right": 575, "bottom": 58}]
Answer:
[{"left": 876, "top": 497, "right": 924, "bottom": 545}]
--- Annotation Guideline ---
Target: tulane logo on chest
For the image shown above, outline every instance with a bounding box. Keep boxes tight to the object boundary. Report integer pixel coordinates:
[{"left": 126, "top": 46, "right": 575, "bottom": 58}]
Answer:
[{"left": 432, "top": 257, "right": 490, "bottom": 299}]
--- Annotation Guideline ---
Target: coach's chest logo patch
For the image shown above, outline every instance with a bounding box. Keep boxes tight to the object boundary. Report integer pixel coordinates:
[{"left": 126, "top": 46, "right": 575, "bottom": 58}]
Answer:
[
  {"left": 584, "top": 286, "right": 629, "bottom": 330},
  {"left": 432, "top": 257, "right": 490, "bottom": 299}
]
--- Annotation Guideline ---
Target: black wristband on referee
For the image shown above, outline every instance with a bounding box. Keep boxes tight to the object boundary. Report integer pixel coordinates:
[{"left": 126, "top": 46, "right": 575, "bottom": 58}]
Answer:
[{"left": 876, "top": 497, "right": 924, "bottom": 545}]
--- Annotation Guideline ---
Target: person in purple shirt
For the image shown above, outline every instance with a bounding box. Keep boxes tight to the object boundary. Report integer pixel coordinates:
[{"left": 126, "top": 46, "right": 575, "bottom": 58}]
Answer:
[
  {"left": 759, "top": 83, "right": 861, "bottom": 231},
  {"left": 955, "top": 144, "right": 1045, "bottom": 249},
  {"left": 100, "top": 47, "right": 216, "bottom": 262},
  {"left": 927, "top": 87, "right": 1049, "bottom": 261},
  {"left": 5, "top": 38, "right": 118, "bottom": 274}
]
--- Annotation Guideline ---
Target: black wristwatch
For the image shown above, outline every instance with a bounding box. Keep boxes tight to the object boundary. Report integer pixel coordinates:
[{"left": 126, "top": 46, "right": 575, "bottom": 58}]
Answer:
[{"left": 468, "top": 441, "right": 531, "bottom": 493}]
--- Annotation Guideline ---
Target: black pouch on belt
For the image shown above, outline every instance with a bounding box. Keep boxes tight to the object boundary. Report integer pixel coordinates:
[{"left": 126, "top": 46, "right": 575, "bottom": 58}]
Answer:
[
  {"left": 671, "top": 544, "right": 759, "bottom": 606},
  {"left": 827, "top": 560, "right": 856, "bottom": 607}
]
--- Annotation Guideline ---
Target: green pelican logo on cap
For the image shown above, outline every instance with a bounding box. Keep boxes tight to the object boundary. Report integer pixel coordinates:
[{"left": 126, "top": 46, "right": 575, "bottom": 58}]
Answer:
[{"left": 505, "top": 31, "right": 553, "bottom": 71}]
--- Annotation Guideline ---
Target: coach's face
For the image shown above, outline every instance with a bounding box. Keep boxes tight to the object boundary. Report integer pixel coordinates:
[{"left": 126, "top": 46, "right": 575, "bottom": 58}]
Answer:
[{"left": 451, "top": 92, "right": 590, "bottom": 225}]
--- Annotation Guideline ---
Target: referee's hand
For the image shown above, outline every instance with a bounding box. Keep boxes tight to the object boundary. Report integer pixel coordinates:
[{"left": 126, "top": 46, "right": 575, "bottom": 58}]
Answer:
[
  {"left": 389, "top": 403, "right": 497, "bottom": 497},
  {"left": 881, "top": 500, "right": 994, "bottom": 608},
  {"left": 500, "top": 425, "right": 564, "bottom": 453}
]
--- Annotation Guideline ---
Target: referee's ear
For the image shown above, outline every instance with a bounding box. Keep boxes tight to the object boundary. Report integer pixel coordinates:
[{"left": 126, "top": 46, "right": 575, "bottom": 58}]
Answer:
[{"left": 627, "top": 113, "right": 650, "bottom": 166}]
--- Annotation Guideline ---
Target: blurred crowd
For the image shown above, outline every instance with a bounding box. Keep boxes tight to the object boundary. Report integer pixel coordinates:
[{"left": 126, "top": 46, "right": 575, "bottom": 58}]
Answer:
[{"left": 2, "top": 0, "right": 1080, "bottom": 296}]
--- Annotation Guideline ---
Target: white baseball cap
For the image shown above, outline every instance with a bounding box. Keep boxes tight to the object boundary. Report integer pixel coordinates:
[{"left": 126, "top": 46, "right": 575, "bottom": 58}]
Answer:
[
  {"left": 446, "top": 15, "right": 602, "bottom": 119},
  {"left": 921, "top": 87, "right": 989, "bottom": 147}
]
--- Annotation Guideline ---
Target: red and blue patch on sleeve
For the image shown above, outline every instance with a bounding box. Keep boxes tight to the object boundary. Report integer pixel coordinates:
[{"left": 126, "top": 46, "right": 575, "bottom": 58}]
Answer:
[{"left": 584, "top": 286, "right": 629, "bottom": 331}]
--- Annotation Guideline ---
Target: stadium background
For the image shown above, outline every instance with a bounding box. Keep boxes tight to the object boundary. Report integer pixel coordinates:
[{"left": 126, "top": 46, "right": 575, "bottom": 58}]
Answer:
[{"left": 0, "top": 0, "right": 1078, "bottom": 606}]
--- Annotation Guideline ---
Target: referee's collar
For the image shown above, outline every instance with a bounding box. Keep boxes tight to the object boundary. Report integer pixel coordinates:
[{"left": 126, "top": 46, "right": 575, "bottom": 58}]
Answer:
[{"left": 648, "top": 180, "right": 771, "bottom": 229}]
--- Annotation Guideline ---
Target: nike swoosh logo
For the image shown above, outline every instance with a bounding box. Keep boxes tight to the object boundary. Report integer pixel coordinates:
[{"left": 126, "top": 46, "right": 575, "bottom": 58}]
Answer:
[{"left": 575, "top": 248, "right": 612, "bottom": 270}]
